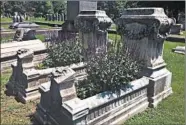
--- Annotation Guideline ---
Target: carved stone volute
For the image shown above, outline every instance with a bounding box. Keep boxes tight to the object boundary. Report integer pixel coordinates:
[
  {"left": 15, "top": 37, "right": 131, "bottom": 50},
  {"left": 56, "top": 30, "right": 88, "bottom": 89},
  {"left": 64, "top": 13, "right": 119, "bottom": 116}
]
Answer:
[
  {"left": 75, "top": 10, "right": 113, "bottom": 33},
  {"left": 116, "top": 8, "right": 173, "bottom": 69}
]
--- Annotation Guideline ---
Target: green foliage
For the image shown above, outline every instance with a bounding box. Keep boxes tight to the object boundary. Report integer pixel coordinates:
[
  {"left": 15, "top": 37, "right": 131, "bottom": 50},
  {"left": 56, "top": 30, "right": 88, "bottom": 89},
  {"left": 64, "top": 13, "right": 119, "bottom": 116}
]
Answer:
[
  {"left": 43, "top": 40, "right": 84, "bottom": 68},
  {"left": 1, "top": 1, "right": 66, "bottom": 17},
  {"left": 76, "top": 42, "right": 145, "bottom": 99},
  {"left": 35, "top": 63, "right": 46, "bottom": 70}
]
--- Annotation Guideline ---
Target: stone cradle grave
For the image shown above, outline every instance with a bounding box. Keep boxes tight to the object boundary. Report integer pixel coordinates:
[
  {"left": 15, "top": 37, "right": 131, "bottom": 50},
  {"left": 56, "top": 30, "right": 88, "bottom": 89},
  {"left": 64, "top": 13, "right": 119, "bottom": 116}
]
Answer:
[
  {"left": 34, "top": 8, "right": 174, "bottom": 125},
  {"left": 35, "top": 69, "right": 149, "bottom": 125},
  {"left": 5, "top": 48, "right": 87, "bottom": 103},
  {"left": 1, "top": 38, "right": 47, "bottom": 72}
]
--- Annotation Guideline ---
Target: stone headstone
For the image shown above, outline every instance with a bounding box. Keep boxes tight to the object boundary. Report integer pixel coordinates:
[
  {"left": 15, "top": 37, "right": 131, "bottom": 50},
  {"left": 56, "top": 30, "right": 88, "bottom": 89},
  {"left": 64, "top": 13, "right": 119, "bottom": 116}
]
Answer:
[
  {"left": 67, "top": 1, "right": 97, "bottom": 21},
  {"left": 13, "top": 15, "right": 17, "bottom": 22},
  {"left": 20, "top": 15, "right": 24, "bottom": 22},
  {"left": 178, "top": 12, "right": 185, "bottom": 30},
  {"left": 58, "top": 14, "right": 61, "bottom": 21},
  {"left": 56, "top": 13, "right": 58, "bottom": 21},
  {"left": 61, "top": 13, "right": 64, "bottom": 21},
  {"left": 52, "top": 14, "right": 55, "bottom": 21},
  {"left": 49, "top": 14, "right": 53, "bottom": 21}
]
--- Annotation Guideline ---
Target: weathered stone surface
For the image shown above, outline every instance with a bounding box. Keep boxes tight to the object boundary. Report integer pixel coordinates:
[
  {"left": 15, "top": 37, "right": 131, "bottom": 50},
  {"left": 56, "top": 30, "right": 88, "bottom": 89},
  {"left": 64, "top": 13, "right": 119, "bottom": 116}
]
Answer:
[
  {"left": 9, "top": 22, "right": 40, "bottom": 29},
  {"left": 75, "top": 10, "right": 113, "bottom": 58},
  {"left": 13, "top": 28, "right": 36, "bottom": 41},
  {"left": 1, "top": 39, "right": 46, "bottom": 59},
  {"left": 178, "top": 12, "right": 185, "bottom": 30},
  {"left": 5, "top": 49, "right": 35, "bottom": 96},
  {"left": 61, "top": 1, "right": 97, "bottom": 32},
  {"left": 172, "top": 46, "right": 185, "bottom": 54},
  {"left": 170, "top": 24, "right": 183, "bottom": 35},
  {"left": 116, "top": 8, "right": 173, "bottom": 107},
  {"left": 34, "top": 67, "right": 77, "bottom": 124},
  {"left": 35, "top": 76, "right": 149, "bottom": 125},
  {"left": 67, "top": 1, "right": 97, "bottom": 21},
  {"left": 166, "top": 34, "right": 185, "bottom": 42},
  {"left": 5, "top": 53, "right": 86, "bottom": 103}
]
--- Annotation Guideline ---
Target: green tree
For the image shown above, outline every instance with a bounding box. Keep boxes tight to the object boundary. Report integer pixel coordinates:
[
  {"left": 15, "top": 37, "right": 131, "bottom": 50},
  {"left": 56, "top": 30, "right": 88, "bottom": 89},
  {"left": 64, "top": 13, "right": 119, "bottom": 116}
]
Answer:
[{"left": 52, "top": 1, "right": 66, "bottom": 14}]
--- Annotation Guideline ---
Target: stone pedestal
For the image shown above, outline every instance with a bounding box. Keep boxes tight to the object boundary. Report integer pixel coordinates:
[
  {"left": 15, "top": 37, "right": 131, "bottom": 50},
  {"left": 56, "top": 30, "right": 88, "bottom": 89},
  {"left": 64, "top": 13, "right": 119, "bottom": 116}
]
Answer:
[
  {"left": 75, "top": 10, "right": 112, "bottom": 59},
  {"left": 117, "top": 8, "right": 174, "bottom": 107}
]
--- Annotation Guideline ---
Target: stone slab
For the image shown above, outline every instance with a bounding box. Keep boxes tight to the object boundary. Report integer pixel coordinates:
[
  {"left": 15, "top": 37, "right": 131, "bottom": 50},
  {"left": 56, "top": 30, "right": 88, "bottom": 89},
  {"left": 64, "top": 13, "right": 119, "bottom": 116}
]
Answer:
[{"left": 172, "top": 46, "right": 185, "bottom": 55}]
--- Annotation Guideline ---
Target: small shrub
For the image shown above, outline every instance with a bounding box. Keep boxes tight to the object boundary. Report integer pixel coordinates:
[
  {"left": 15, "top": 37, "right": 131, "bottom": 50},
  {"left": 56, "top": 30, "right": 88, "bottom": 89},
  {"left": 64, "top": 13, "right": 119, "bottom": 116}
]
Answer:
[
  {"left": 76, "top": 41, "right": 145, "bottom": 99},
  {"left": 43, "top": 40, "right": 84, "bottom": 68}
]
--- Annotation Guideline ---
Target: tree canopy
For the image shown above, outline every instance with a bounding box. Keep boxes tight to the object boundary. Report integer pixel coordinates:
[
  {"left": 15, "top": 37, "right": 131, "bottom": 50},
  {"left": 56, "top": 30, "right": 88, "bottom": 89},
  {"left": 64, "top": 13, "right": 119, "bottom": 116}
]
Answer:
[{"left": 1, "top": 1, "right": 185, "bottom": 20}]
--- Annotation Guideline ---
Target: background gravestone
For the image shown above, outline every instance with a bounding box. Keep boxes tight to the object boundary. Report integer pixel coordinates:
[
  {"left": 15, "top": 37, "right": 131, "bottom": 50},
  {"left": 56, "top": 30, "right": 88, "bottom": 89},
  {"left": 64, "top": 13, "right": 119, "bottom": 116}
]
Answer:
[
  {"left": 48, "top": 14, "right": 51, "bottom": 21},
  {"left": 62, "top": 1, "right": 97, "bottom": 31},
  {"left": 67, "top": 1, "right": 97, "bottom": 21},
  {"left": 61, "top": 14, "right": 64, "bottom": 21},
  {"left": 56, "top": 13, "right": 58, "bottom": 21},
  {"left": 58, "top": 14, "right": 61, "bottom": 21}
]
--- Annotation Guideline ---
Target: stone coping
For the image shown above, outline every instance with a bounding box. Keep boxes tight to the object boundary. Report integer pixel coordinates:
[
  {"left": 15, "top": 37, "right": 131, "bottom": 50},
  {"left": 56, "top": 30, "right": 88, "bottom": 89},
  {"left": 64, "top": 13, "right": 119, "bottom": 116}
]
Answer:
[
  {"left": 121, "top": 8, "right": 168, "bottom": 19},
  {"left": 62, "top": 77, "right": 149, "bottom": 115}
]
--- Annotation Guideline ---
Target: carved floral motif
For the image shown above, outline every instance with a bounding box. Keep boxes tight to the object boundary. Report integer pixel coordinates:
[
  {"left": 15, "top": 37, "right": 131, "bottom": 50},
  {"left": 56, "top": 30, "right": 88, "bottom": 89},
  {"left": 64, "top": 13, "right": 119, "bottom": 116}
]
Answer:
[{"left": 75, "top": 10, "right": 112, "bottom": 33}]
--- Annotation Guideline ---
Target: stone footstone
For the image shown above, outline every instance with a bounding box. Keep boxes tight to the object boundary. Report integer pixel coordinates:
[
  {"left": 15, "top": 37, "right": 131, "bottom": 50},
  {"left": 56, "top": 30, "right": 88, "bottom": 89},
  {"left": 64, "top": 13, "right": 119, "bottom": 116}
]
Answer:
[{"left": 172, "top": 46, "right": 185, "bottom": 54}]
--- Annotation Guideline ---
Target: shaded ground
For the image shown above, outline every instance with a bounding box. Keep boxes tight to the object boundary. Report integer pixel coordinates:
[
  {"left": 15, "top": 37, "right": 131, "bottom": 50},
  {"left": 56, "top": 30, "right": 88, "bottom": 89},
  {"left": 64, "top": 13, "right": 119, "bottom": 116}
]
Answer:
[{"left": 0, "top": 40, "right": 184, "bottom": 124}]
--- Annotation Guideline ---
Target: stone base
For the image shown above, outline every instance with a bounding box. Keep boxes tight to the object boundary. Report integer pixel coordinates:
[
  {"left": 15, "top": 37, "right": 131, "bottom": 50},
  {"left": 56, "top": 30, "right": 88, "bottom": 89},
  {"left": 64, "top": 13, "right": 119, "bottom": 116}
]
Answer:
[
  {"left": 5, "top": 82, "right": 16, "bottom": 96},
  {"left": 17, "top": 91, "right": 41, "bottom": 104},
  {"left": 102, "top": 97, "right": 149, "bottom": 125},
  {"left": 166, "top": 35, "right": 185, "bottom": 43},
  {"left": 148, "top": 87, "right": 173, "bottom": 108},
  {"left": 34, "top": 104, "right": 49, "bottom": 125},
  {"left": 147, "top": 70, "right": 172, "bottom": 108},
  {"left": 6, "top": 82, "right": 42, "bottom": 104},
  {"left": 170, "top": 24, "right": 182, "bottom": 35}
]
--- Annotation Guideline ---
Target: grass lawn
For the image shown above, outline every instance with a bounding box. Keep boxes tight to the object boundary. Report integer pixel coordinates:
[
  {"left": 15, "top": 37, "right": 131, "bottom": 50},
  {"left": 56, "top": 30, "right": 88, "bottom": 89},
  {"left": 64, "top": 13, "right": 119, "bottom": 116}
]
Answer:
[
  {"left": 1, "top": 17, "right": 61, "bottom": 30},
  {"left": 124, "top": 41, "right": 185, "bottom": 125},
  {"left": 29, "top": 17, "right": 64, "bottom": 25},
  {"left": 1, "top": 17, "right": 12, "bottom": 22},
  {"left": 0, "top": 40, "right": 184, "bottom": 124}
]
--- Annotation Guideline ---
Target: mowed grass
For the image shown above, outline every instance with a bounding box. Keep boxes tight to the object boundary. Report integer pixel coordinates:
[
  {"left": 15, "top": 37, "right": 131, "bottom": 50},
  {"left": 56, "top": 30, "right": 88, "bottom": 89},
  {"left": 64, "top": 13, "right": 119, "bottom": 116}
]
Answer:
[
  {"left": 0, "top": 40, "right": 184, "bottom": 124},
  {"left": 1, "top": 70, "right": 40, "bottom": 124},
  {"left": 0, "top": 17, "right": 60, "bottom": 30},
  {"left": 124, "top": 41, "right": 185, "bottom": 125}
]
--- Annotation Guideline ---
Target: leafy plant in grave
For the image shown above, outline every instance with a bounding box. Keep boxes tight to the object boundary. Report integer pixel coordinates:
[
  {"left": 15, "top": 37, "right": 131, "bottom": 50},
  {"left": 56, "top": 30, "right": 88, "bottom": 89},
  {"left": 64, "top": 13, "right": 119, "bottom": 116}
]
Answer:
[
  {"left": 76, "top": 41, "right": 145, "bottom": 99},
  {"left": 42, "top": 40, "right": 84, "bottom": 68}
]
